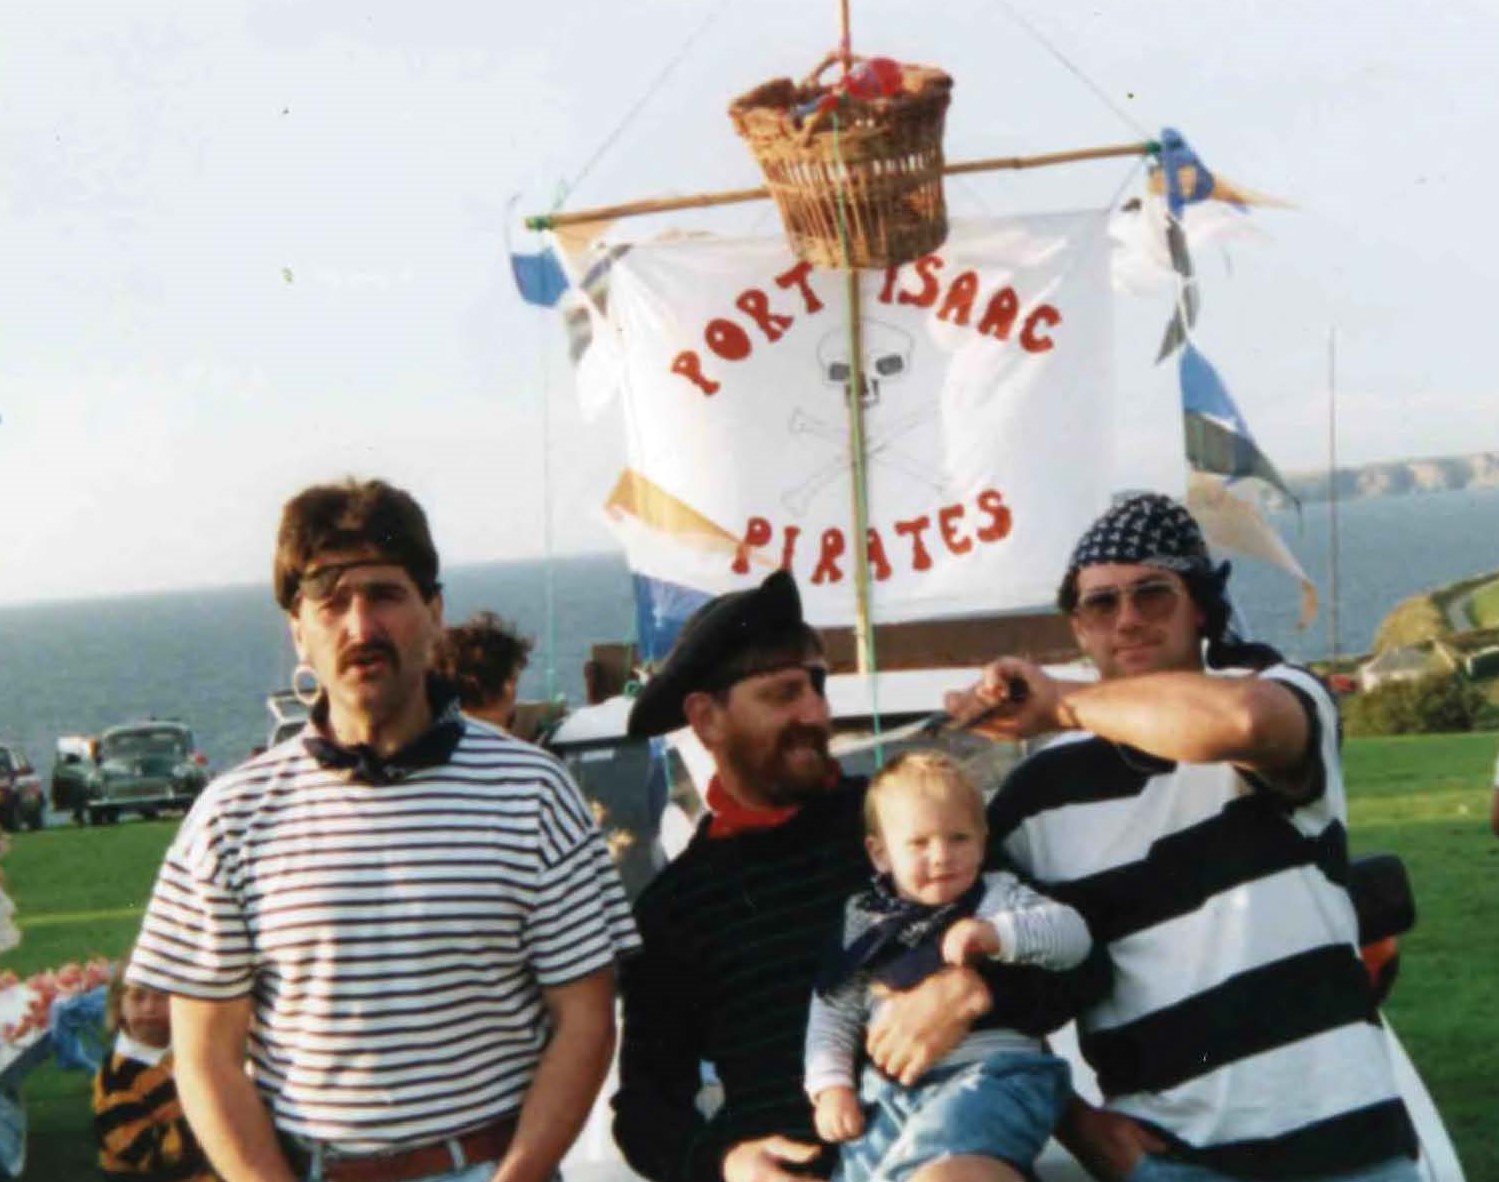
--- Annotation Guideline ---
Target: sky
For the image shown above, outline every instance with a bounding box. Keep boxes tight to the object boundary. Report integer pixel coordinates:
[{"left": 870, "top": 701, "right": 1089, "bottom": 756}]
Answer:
[{"left": 2, "top": 0, "right": 1497, "bottom": 606}]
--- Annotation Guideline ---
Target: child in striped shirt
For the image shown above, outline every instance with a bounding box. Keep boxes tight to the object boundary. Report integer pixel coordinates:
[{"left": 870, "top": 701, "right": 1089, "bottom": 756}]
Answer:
[{"left": 93, "top": 961, "right": 217, "bottom": 1182}]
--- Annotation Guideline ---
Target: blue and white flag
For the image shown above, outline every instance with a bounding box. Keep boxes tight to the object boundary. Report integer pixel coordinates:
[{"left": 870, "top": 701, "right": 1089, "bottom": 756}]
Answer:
[{"left": 1179, "top": 343, "right": 1295, "bottom": 503}]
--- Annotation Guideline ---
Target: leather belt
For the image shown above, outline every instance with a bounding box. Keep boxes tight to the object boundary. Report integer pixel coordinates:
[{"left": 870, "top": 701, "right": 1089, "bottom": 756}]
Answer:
[{"left": 289, "top": 1114, "right": 518, "bottom": 1182}]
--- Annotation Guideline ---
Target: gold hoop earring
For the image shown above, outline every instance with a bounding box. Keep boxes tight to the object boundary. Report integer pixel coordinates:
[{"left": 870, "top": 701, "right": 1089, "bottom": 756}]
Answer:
[{"left": 292, "top": 663, "right": 321, "bottom": 708}]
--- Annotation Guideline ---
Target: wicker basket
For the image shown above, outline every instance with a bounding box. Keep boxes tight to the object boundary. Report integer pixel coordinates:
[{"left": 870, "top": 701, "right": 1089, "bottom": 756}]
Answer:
[{"left": 729, "top": 57, "right": 952, "bottom": 269}]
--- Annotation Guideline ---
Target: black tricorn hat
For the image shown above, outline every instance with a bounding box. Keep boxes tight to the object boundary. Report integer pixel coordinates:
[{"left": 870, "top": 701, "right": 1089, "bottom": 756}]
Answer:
[{"left": 627, "top": 570, "right": 805, "bottom": 739}]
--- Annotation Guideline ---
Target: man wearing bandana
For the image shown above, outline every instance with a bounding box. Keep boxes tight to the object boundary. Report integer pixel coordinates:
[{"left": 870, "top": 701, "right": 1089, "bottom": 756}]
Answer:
[
  {"left": 612, "top": 571, "right": 1106, "bottom": 1182},
  {"left": 128, "top": 478, "right": 639, "bottom": 1182},
  {"left": 947, "top": 494, "right": 1420, "bottom": 1182}
]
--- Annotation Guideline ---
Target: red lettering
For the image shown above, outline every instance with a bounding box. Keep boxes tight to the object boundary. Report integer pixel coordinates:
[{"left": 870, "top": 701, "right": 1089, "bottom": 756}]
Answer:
[
  {"left": 670, "top": 351, "right": 720, "bottom": 396},
  {"left": 894, "top": 516, "right": 934, "bottom": 571},
  {"left": 897, "top": 255, "right": 943, "bottom": 308},
  {"left": 736, "top": 289, "right": 793, "bottom": 342},
  {"left": 938, "top": 504, "right": 972, "bottom": 555},
  {"left": 780, "top": 524, "right": 802, "bottom": 569},
  {"left": 877, "top": 266, "right": 899, "bottom": 305},
  {"left": 1019, "top": 305, "right": 1060, "bottom": 353},
  {"left": 975, "top": 489, "right": 1013, "bottom": 542},
  {"left": 705, "top": 318, "right": 752, "bottom": 362},
  {"left": 976, "top": 287, "right": 1020, "bottom": 340},
  {"left": 775, "top": 262, "right": 825, "bottom": 315},
  {"left": 811, "top": 528, "right": 846, "bottom": 584},
  {"left": 936, "top": 270, "right": 979, "bottom": 327},
  {"left": 866, "top": 528, "right": 892, "bottom": 581},
  {"left": 732, "top": 516, "right": 772, "bottom": 575}
]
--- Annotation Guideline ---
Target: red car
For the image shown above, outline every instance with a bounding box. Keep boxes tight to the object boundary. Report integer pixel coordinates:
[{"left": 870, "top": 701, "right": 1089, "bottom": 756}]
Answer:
[{"left": 0, "top": 744, "right": 46, "bottom": 832}]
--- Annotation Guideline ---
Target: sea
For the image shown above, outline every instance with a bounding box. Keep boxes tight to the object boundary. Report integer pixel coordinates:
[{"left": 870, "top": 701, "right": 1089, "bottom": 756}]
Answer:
[{"left": 1, "top": 487, "right": 1496, "bottom": 781}]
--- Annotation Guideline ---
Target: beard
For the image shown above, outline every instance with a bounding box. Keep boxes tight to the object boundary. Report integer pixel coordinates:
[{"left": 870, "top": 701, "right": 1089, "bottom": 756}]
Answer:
[{"left": 723, "top": 721, "right": 834, "bottom": 808}]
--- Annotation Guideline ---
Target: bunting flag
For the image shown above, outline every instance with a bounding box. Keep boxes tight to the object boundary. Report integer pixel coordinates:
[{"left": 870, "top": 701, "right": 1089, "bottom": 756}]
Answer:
[
  {"left": 1143, "top": 129, "right": 1288, "bottom": 362},
  {"left": 510, "top": 247, "right": 569, "bottom": 307},
  {"left": 574, "top": 214, "right": 1149, "bottom": 629},
  {"left": 1186, "top": 471, "right": 1317, "bottom": 629},
  {"left": 1156, "top": 215, "right": 1199, "bottom": 363},
  {"left": 1180, "top": 342, "right": 1297, "bottom": 504},
  {"left": 1151, "top": 127, "right": 1290, "bottom": 216}
]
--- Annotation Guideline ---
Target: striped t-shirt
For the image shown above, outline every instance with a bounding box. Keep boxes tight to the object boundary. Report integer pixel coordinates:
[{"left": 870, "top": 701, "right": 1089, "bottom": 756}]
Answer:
[
  {"left": 987, "top": 664, "right": 1417, "bottom": 1178},
  {"left": 128, "top": 719, "right": 639, "bottom": 1153}
]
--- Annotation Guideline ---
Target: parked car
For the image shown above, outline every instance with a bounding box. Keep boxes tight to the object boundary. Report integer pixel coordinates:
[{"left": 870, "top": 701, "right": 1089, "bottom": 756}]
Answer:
[
  {"left": 50, "top": 734, "right": 96, "bottom": 813},
  {"left": 78, "top": 721, "right": 210, "bottom": 824},
  {"left": 0, "top": 744, "right": 45, "bottom": 832}
]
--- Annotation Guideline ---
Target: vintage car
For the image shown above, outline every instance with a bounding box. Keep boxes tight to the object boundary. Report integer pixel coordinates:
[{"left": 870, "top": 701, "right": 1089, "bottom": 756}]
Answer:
[
  {"left": 77, "top": 721, "right": 210, "bottom": 824},
  {"left": 49, "top": 735, "right": 96, "bottom": 814},
  {"left": 0, "top": 745, "right": 45, "bottom": 832}
]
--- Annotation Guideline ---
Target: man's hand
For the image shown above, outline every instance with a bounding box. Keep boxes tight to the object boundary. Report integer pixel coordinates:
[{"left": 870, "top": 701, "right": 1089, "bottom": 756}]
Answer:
[
  {"left": 1056, "top": 1097, "right": 1167, "bottom": 1182},
  {"left": 943, "top": 658, "right": 1067, "bottom": 742},
  {"left": 721, "top": 1135, "right": 822, "bottom": 1182},
  {"left": 812, "top": 1086, "right": 864, "bottom": 1143},
  {"left": 866, "top": 966, "right": 989, "bottom": 1086},
  {"left": 940, "top": 918, "right": 1001, "bottom": 965}
]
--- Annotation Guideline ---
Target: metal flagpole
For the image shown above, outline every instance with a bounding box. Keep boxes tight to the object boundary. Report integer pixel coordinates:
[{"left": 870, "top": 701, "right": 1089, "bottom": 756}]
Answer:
[{"left": 1327, "top": 326, "right": 1341, "bottom": 669}]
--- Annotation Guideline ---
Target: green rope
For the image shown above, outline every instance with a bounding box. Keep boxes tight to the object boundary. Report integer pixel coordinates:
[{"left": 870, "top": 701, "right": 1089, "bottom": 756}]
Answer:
[{"left": 829, "top": 104, "right": 886, "bottom": 767}]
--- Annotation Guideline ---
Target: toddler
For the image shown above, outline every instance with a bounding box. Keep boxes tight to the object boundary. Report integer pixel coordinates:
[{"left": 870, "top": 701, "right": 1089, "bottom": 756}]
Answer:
[
  {"left": 805, "top": 751, "right": 1092, "bottom": 1182},
  {"left": 93, "top": 963, "right": 218, "bottom": 1182}
]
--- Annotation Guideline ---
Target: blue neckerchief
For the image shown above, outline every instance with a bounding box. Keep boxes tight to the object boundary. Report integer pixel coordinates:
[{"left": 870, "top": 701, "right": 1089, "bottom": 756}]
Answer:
[{"left": 816, "top": 873, "right": 986, "bottom": 996}]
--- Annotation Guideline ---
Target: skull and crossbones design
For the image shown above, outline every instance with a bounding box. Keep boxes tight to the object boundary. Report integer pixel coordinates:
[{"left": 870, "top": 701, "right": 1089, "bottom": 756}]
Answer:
[{"left": 783, "top": 320, "right": 946, "bottom": 515}]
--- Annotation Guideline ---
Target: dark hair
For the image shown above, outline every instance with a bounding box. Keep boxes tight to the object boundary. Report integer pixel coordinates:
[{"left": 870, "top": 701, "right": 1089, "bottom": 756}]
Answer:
[
  {"left": 705, "top": 622, "right": 825, "bottom": 699},
  {"left": 273, "top": 479, "right": 440, "bottom": 610},
  {"left": 1058, "top": 563, "right": 1282, "bottom": 672},
  {"left": 434, "top": 612, "right": 534, "bottom": 710}
]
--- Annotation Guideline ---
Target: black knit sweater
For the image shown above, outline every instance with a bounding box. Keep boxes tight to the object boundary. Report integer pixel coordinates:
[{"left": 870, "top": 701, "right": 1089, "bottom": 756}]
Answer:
[{"left": 612, "top": 778, "right": 1108, "bottom": 1182}]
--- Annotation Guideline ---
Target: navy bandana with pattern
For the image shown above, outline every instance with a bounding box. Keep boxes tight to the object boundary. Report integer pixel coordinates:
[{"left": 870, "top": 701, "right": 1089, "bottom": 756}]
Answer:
[{"left": 1066, "top": 493, "right": 1214, "bottom": 579}]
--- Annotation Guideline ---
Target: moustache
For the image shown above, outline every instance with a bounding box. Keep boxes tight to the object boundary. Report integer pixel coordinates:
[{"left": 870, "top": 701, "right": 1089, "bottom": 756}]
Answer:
[
  {"left": 338, "top": 642, "right": 399, "bottom": 674},
  {"left": 778, "top": 724, "right": 830, "bottom": 755}
]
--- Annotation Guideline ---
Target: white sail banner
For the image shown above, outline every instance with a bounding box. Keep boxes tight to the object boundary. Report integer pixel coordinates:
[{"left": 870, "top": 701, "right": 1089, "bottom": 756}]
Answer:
[{"left": 579, "top": 213, "right": 1125, "bottom": 625}]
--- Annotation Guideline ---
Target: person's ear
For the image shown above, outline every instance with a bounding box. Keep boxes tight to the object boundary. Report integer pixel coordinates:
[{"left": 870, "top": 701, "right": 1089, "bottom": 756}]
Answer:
[
  {"left": 866, "top": 833, "right": 890, "bottom": 874},
  {"left": 683, "top": 691, "right": 721, "bottom": 746}
]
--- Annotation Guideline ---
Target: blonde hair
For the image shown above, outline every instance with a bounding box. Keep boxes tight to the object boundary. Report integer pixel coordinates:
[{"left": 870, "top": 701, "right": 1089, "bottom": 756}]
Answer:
[{"left": 864, "top": 750, "right": 987, "bottom": 838}]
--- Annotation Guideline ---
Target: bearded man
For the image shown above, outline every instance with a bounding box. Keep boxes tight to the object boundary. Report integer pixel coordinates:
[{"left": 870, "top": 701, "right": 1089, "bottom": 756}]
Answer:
[{"left": 612, "top": 571, "right": 1105, "bottom": 1182}]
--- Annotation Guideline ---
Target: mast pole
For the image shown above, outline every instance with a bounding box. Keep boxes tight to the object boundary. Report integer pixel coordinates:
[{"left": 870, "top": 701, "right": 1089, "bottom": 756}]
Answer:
[
  {"left": 834, "top": 0, "right": 876, "bottom": 677},
  {"left": 524, "top": 142, "right": 1153, "bottom": 231},
  {"left": 1327, "top": 326, "right": 1341, "bottom": 670},
  {"left": 843, "top": 269, "right": 876, "bottom": 676}
]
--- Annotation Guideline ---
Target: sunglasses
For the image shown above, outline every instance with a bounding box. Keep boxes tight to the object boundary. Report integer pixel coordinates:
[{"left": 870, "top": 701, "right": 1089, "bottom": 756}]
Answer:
[{"left": 1072, "top": 576, "right": 1183, "bottom": 628}]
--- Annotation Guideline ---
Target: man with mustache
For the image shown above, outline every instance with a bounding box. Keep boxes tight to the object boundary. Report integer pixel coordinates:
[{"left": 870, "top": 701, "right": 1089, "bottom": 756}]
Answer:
[
  {"left": 947, "top": 494, "right": 1419, "bottom": 1182},
  {"left": 128, "top": 478, "right": 639, "bottom": 1182},
  {"left": 612, "top": 571, "right": 1104, "bottom": 1182}
]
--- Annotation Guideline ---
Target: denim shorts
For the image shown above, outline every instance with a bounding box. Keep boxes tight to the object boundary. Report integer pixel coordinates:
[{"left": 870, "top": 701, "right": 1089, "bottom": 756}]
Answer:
[{"left": 834, "top": 1050, "right": 1071, "bottom": 1182}]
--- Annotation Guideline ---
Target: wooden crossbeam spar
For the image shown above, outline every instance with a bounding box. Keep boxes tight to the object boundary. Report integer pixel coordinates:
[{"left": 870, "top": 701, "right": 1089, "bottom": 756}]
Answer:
[{"left": 525, "top": 139, "right": 1154, "bottom": 231}]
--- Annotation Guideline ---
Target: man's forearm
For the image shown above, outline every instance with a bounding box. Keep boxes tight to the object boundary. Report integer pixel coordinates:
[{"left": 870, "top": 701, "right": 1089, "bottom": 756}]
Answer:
[
  {"left": 493, "top": 970, "right": 616, "bottom": 1182},
  {"left": 1057, "top": 673, "right": 1309, "bottom": 779},
  {"left": 172, "top": 994, "right": 294, "bottom": 1182},
  {"left": 175, "top": 1052, "right": 296, "bottom": 1182}
]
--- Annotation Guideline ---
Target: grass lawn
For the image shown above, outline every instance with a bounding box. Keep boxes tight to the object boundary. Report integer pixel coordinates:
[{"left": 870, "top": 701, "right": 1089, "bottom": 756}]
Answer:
[
  {"left": 1469, "top": 579, "right": 1499, "bottom": 629},
  {"left": 1, "top": 734, "right": 1496, "bottom": 1181},
  {"left": 0, "top": 819, "right": 177, "bottom": 1181}
]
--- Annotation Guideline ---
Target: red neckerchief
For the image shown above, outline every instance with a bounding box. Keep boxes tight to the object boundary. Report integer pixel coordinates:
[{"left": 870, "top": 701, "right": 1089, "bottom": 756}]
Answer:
[{"left": 705, "top": 762, "right": 842, "bottom": 838}]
